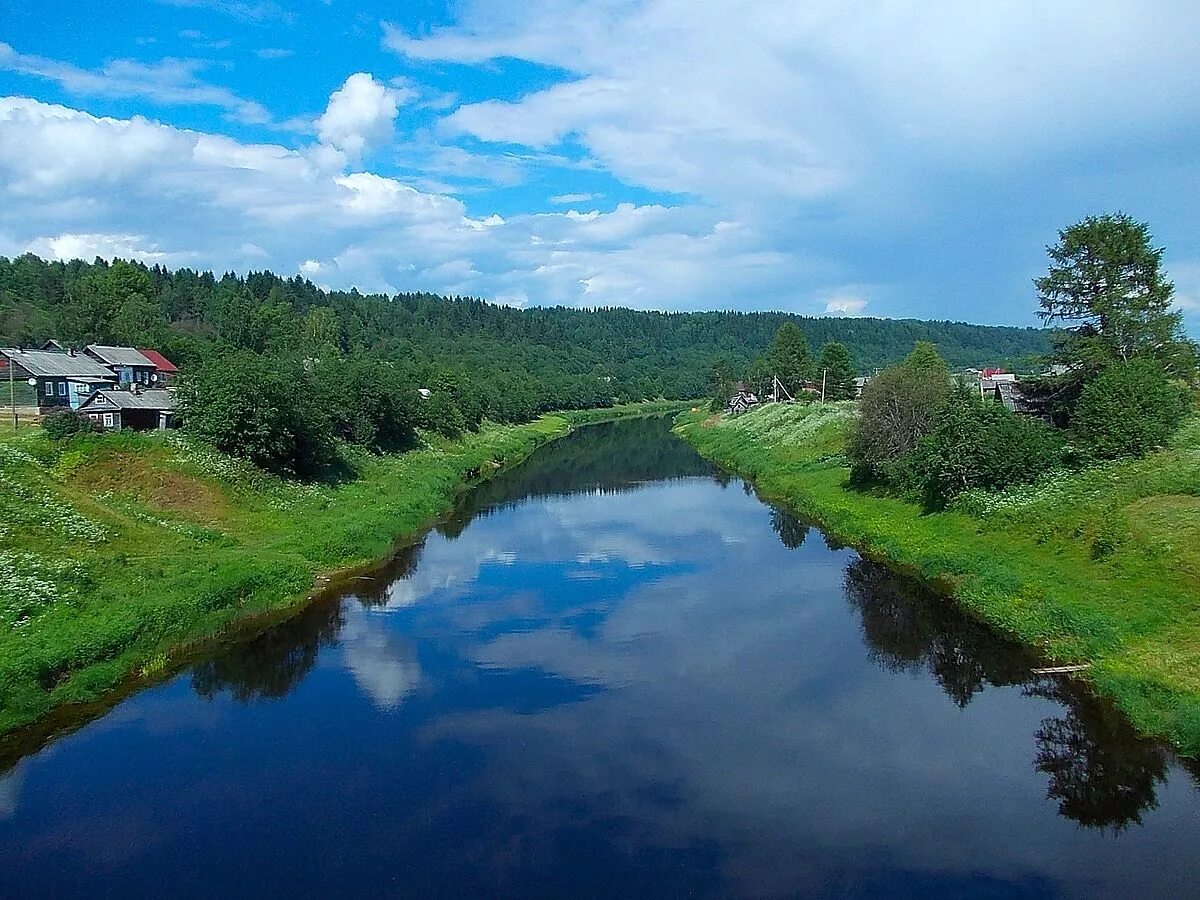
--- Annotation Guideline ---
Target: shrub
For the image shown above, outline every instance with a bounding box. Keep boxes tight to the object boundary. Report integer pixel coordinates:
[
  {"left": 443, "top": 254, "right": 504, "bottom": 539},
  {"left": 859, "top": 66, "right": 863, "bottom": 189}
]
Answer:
[
  {"left": 176, "top": 352, "right": 337, "bottom": 479},
  {"left": 917, "top": 387, "right": 1067, "bottom": 507},
  {"left": 316, "top": 356, "right": 417, "bottom": 453},
  {"left": 847, "top": 362, "right": 950, "bottom": 491},
  {"left": 41, "top": 409, "right": 98, "bottom": 441},
  {"left": 1071, "top": 360, "right": 1193, "bottom": 460}
]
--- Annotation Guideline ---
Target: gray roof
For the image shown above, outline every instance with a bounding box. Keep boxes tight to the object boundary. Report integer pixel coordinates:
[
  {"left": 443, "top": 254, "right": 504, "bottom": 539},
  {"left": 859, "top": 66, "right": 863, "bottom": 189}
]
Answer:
[
  {"left": 79, "top": 389, "right": 175, "bottom": 411},
  {"left": 85, "top": 345, "right": 156, "bottom": 368},
  {"left": 1, "top": 348, "right": 116, "bottom": 379}
]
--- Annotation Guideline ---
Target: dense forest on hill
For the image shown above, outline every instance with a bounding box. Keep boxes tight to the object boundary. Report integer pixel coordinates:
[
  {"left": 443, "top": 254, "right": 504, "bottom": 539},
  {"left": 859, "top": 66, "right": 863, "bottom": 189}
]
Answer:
[{"left": 0, "top": 254, "right": 1050, "bottom": 407}]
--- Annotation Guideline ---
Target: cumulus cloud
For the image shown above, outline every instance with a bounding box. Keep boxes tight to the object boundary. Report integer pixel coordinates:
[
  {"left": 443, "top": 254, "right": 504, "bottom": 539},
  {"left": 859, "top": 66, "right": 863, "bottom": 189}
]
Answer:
[
  {"left": 823, "top": 296, "right": 868, "bottom": 317},
  {"left": 0, "top": 96, "right": 806, "bottom": 308},
  {"left": 315, "top": 72, "right": 411, "bottom": 162}
]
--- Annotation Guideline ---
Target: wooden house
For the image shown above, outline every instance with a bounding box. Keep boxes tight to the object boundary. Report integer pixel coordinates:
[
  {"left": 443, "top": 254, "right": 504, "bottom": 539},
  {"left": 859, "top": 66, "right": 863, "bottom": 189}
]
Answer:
[
  {"left": 83, "top": 345, "right": 157, "bottom": 386},
  {"left": 0, "top": 348, "right": 117, "bottom": 410},
  {"left": 77, "top": 387, "right": 176, "bottom": 431},
  {"left": 136, "top": 349, "right": 179, "bottom": 384},
  {"left": 726, "top": 382, "right": 759, "bottom": 416}
]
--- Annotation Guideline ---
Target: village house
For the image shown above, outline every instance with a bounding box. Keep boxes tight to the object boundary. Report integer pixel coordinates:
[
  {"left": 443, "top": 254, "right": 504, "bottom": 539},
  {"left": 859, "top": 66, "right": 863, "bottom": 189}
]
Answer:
[
  {"left": 0, "top": 347, "right": 117, "bottom": 410},
  {"left": 726, "top": 382, "right": 759, "bottom": 415},
  {"left": 136, "top": 349, "right": 179, "bottom": 384},
  {"left": 83, "top": 345, "right": 158, "bottom": 385},
  {"left": 77, "top": 386, "right": 177, "bottom": 431}
]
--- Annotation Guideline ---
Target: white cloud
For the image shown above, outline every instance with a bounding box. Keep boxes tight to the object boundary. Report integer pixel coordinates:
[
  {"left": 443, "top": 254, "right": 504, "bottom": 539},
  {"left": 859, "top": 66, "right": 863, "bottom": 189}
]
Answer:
[
  {"left": 550, "top": 192, "right": 598, "bottom": 205},
  {"left": 314, "top": 72, "right": 411, "bottom": 162},
  {"left": 823, "top": 296, "right": 868, "bottom": 317},
  {"left": 0, "top": 96, "right": 797, "bottom": 308},
  {"left": 256, "top": 47, "right": 294, "bottom": 59},
  {"left": 0, "top": 42, "right": 271, "bottom": 124},
  {"left": 23, "top": 232, "right": 197, "bottom": 266}
]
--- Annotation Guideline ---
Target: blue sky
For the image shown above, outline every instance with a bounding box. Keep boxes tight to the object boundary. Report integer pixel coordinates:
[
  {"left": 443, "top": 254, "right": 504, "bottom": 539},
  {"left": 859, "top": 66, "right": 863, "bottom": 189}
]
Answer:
[{"left": 2, "top": 1, "right": 1199, "bottom": 327}]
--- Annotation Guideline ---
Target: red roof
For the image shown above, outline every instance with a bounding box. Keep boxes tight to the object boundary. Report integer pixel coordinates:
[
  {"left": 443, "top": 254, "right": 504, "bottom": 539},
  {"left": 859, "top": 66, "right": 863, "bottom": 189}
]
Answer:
[{"left": 138, "top": 349, "right": 178, "bottom": 373}]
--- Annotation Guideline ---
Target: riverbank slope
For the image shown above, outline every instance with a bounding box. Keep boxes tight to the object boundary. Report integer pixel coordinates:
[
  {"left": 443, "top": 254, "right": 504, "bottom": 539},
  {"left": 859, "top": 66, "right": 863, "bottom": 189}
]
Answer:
[
  {"left": 675, "top": 403, "right": 1200, "bottom": 756},
  {"left": 0, "top": 402, "right": 687, "bottom": 735}
]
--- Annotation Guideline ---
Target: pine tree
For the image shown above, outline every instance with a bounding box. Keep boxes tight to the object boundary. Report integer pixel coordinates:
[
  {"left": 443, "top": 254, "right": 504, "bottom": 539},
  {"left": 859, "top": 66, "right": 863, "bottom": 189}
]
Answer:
[{"left": 817, "top": 341, "right": 856, "bottom": 400}]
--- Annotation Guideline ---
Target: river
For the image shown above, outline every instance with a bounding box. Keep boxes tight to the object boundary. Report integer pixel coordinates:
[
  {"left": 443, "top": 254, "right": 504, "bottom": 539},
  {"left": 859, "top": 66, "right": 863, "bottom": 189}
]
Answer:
[{"left": 1, "top": 417, "right": 1198, "bottom": 897}]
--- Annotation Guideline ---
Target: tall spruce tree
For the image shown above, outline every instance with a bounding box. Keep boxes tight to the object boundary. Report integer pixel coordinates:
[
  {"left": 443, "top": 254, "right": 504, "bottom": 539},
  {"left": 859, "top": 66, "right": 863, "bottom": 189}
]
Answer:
[
  {"left": 1035, "top": 213, "right": 1195, "bottom": 378},
  {"left": 817, "top": 341, "right": 856, "bottom": 400},
  {"left": 767, "top": 322, "right": 813, "bottom": 396}
]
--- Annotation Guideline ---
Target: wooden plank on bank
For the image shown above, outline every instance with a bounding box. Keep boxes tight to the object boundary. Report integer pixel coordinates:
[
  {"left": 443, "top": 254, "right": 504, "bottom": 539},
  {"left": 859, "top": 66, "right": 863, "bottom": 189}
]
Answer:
[{"left": 1031, "top": 664, "right": 1091, "bottom": 675}]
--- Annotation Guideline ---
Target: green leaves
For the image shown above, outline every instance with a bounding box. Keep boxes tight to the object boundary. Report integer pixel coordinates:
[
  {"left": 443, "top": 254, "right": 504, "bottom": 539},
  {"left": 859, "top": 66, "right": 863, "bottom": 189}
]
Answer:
[{"left": 1035, "top": 213, "right": 1196, "bottom": 378}]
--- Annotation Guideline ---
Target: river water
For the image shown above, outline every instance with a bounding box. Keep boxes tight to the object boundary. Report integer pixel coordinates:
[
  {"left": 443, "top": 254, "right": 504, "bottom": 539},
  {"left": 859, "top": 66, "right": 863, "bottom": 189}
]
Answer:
[{"left": 1, "top": 417, "right": 1198, "bottom": 898}]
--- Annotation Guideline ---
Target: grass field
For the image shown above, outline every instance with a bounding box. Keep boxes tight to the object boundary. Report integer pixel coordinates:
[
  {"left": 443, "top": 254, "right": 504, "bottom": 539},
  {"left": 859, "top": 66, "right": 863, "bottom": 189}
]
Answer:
[
  {"left": 675, "top": 402, "right": 1200, "bottom": 756},
  {"left": 0, "top": 401, "right": 688, "bottom": 736}
]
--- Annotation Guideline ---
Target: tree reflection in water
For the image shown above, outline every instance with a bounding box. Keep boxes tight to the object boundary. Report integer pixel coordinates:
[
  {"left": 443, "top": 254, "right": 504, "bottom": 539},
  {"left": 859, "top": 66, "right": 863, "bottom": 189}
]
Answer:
[
  {"left": 841, "top": 555, "right": 1170, "bottom": 833},
  {"left": 191, "top": 599, "right": 345, "bottom": 702},
  {"left": 770, "top": 509, "right": 809, "bottom": 550},
  {"left": 191, "top": 543, "right": 425, "bottom": 701}
]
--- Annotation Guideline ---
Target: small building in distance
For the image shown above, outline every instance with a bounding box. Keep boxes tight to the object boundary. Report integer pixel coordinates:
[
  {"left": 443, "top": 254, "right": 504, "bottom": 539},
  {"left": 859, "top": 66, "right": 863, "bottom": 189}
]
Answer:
[
  {"left": 979, "top": 376, "right": 1029, "bottom": 412},
  {"left": 137, "top": 348, "right": 180, "bottom": 384},
  {"left": 726, "top": 382, "right": 759, "bottom": 416},
  {"left": 78, "top": 387, "right": 177, "bottom": 431},
  {"left": 84, "top": 345, "right": 158, "bottom": 386},
  {"left": 853, "top": 376, "right": 871, "bottom": 398},
  {"left": 0, "top": 347, "right": 117, "bottom": 410}
]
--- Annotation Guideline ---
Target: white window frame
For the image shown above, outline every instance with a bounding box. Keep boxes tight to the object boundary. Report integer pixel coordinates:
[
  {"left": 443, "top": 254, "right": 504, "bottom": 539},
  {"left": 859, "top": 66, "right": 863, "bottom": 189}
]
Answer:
[
  {"left": 57, "top": 381, "right": 67, "bottom": 396},
  {"left": 102, "top": 413, "right": 114, "bottom": 427},
  {"left": 44, "top": 381, "right": 55, "bottom": 397}
]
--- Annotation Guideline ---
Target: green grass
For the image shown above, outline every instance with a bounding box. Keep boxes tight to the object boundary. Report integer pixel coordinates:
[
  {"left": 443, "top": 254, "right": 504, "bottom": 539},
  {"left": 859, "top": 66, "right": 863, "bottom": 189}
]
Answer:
[
  {"left": 0, "top": 401, "right": 690, "bottom": 736},
  {"left": 675, "top": 403, "right": 1200, "bottom": 756}
]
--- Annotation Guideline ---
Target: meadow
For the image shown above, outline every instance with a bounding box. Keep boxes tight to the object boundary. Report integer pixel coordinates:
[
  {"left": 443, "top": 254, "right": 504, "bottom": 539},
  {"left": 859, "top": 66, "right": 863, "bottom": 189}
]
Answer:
[{"left": 676, "top": 403, "right": 1200, "bottom": 756}]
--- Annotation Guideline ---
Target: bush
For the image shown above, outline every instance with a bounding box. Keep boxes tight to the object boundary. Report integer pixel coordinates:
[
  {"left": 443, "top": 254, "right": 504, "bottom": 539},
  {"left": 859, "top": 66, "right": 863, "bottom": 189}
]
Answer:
[
  {"left": 176, "top": 352, "right": 337, "bottom": 479},
  {"left": 41, "top": 409, "right": 98, "bottom": 441},
  {"left": 917, "top": 387, "right": 1067, "bottom": 507},
  {"left": 316, "top": 356, "right": 417, "bottom": 453},
  {"left": 1071, "top": 360, "right": 1193, "bottom": 460},
  {"left": 848, "top": 362, "right": 950, "bottom": 491}
]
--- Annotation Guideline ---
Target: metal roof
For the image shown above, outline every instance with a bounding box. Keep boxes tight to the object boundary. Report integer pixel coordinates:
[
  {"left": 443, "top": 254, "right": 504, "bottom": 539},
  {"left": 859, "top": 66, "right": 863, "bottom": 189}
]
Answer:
[
  {"left": 78, "top": 389, "right": 176, "bottom": 411},
  {"left": 137, "top": 349, "right": 179, "bottom": 373},
  {"left": 85, "top": 345, "right": 156, "bottom": 368},
  {"left": 1, "top": 348, "right": 117, "bottom": 379}
]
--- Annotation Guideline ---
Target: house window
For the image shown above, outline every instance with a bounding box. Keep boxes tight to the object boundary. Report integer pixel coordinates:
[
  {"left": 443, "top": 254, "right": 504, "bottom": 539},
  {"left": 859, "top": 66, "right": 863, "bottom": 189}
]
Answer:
[
  {"left": 57, "top": 382, "right": 67, "bottom": 396},
  {"left": 102, "top": 413, "right": 114, "bottom": 427},
  {"left": 44, "top": 381, "right": 55, "bottom": 397}
]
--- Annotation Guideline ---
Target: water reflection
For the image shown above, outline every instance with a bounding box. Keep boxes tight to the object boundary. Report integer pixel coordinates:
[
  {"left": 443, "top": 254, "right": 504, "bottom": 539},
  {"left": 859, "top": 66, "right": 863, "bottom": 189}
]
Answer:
[
  {"left": 2, "top": 417, "right": 1198, "bottom": 898},
  {"left": 842, "top": 556, "right": 1171, "bottom": 833},
  {"left": 440, "top": 415, "right": 714, "bottom": 537},
  {"left": 191, "top": 596, "right": 346, "bottom": 703}
]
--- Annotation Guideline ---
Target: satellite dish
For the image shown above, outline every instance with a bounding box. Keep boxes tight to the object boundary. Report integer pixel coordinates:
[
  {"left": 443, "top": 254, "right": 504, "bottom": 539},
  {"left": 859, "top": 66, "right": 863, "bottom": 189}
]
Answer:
[
  {"left": 150, "top": 373, "right": 158, "bottom": 383},
  {"left": 27, "top": 378, "right": 37, "bottom": 386}
]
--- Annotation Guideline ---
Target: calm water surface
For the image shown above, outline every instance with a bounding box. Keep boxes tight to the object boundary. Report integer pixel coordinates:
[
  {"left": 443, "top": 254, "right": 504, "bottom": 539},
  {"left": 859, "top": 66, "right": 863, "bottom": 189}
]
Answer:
[{"left": 2, "top": 418, "right": 1198, "bottom": 898}]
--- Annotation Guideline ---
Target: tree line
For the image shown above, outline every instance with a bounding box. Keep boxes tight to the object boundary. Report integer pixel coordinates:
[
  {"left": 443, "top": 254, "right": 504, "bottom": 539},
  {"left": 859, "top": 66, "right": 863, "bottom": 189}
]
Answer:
[
  {"left": 847, "top": 214, "right": 1198, "bottom": 510},
  {"left": 0, "top": 251, "right": 1052, "bottom": 477}
]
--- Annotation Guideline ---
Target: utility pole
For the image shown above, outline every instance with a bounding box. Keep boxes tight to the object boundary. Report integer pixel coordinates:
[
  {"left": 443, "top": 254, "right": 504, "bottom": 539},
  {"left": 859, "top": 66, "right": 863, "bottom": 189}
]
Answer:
[
  {"left": 7, "top": 353, "right": 15, "bottom": 432},
  {"left": 821, "top": 368, "right": 827, "bottom": 403}
]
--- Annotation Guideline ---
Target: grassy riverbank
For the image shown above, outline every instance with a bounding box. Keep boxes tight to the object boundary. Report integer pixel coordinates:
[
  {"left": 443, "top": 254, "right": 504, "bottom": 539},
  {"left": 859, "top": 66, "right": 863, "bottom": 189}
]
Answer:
[
  {"left": 675, "top": 403, "right": 1200, "bottom": 756},
  {"left": 0, "top": 401, "right": 687, "bottom": 736}
]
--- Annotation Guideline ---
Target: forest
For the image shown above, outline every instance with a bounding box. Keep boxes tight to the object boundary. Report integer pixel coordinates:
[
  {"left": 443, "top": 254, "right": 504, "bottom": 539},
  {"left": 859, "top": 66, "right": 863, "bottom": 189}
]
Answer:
[{"left": 0, "top": 253, "right": 1049, "bottom": 402}]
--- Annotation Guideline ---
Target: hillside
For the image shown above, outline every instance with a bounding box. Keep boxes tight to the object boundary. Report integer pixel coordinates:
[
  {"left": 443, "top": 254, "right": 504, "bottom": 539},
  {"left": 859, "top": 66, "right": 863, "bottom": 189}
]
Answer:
[
  {"left": 0, "top": 255, "right": 1051, "bottom": 406},
  {"left": 676, "top": 403, "right": 1200, "bottom": 756}
]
